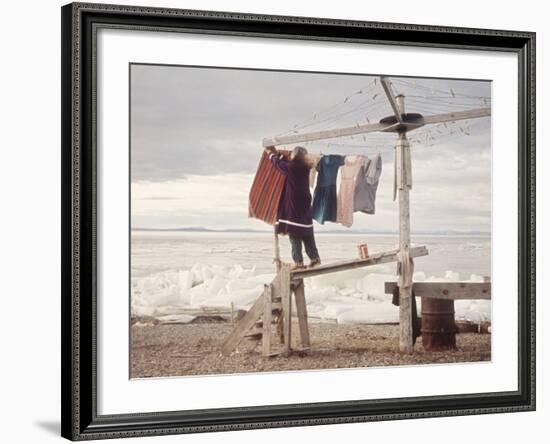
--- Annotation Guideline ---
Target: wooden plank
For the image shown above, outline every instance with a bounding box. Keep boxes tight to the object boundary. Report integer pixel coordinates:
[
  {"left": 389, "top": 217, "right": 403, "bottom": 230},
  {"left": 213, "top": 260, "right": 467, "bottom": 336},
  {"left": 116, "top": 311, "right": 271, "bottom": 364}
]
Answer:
[
  {"left": 384, "top": 282, "right": 491, "bottom": 300},
  {"left": 221, "top": 294, "right": 265, "bottom": 356},
  {"left": 262, "top": 284, "right": 272, "bottom": 357},
  {"left": 380, "top": 76, "right": 403, "bottom": 123},
  {"left": 421, "top": 107, "right": 491, "bottom": 125},
  {"left": 293, "top": 280, "right": 310, "bottom": 348},
  {"left": 244, "top": 329, "right": 263, "bottom": 339},
  {"left": 262, "top": 121, "right": 388, "bottom": 147},
  {"left": 280, "top": 265, "right": 292, "bottom": 357},
  {"left": 291, "top": 245, "right": 428, "bottom": 280}
]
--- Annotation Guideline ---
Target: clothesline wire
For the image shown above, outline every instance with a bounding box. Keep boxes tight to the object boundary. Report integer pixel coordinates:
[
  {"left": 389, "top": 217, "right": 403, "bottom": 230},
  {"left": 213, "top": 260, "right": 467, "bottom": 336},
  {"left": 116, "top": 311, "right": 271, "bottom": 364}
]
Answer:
[
  {"left": 281, "top": 122, "right": 488, "bottom": 151},
  {"left": 291, "top": 95, "right": 487, "bottom": 133},
  {"left": 292, "top": 99, "right": 485, "bottom": 136},
  {"left": 409, "top": 95, "right": 489, "bottom": 105},
  {"left": 317, "top": 104, "right": 393, "bottom": 133},
  {"left": 287, "top": 132, "right": 485, "bottom": 151},
  {"left": 274, "top": 80, "right": 379, "bottom": 136},
  {"left": 391, "top": 78, "right": 491, "bottom": 99},
  {"left": 286, "top": 95, "right": 389, "bottom": 134},
  {"left": 274, "top": 77, "right": 490, "bottom": 140},
  {"left": 298, "top": 119, "right": 490, "bottom": 151},
  {"left": 404, "top": 98, "right": 487, "bottom": 110},
  {"left": 405, "top": 94, "right": 490, "bottom": 103},
  {"left": 278, "top": 92, "right": 392, "bottom": 136},
  {"left": 404, "top": 100, "right": 488, "bottom": 113}
]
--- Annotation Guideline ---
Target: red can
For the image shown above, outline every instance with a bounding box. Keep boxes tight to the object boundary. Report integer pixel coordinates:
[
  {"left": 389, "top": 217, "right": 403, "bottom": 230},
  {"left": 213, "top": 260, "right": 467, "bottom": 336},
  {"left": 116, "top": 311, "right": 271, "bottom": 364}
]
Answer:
[{"left": 357, "top": 243, "right": 369, "bottom": 259}]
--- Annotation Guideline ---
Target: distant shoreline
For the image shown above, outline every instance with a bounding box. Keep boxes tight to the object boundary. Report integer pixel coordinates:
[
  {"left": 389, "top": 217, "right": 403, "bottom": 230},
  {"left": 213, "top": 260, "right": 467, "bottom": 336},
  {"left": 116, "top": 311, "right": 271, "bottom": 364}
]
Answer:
[{"left": 131, "top": 227, "right": 491, "bottom": 236}]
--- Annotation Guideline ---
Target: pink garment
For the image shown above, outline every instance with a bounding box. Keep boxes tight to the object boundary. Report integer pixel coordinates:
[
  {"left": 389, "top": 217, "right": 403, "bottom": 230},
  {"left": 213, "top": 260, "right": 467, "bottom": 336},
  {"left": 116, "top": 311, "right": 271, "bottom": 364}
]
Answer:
[{"left": 336, "top": 155, "right": 366, "bottom": 227}]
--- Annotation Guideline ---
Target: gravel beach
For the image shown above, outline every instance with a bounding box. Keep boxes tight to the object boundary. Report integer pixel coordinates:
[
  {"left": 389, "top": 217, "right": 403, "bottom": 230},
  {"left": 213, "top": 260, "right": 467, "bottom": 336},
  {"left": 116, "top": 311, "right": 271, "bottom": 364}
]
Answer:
[{"left": 130, "top": 319, "right": 491, "bottom": 378}]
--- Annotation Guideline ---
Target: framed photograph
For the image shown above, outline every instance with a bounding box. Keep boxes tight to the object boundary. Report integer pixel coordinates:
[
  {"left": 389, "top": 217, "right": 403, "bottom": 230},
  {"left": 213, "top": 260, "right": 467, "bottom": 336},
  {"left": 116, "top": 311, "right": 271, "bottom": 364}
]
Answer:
[{"left": 61, "top": 2, "right": 535, "bottom": 440}]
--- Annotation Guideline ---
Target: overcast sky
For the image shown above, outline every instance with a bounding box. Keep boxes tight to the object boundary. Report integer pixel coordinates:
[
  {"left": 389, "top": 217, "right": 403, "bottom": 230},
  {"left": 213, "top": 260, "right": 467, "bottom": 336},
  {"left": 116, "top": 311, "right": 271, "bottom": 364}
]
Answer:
[{"left": 130, "top": 64, "right": 491, "bottom": 234}]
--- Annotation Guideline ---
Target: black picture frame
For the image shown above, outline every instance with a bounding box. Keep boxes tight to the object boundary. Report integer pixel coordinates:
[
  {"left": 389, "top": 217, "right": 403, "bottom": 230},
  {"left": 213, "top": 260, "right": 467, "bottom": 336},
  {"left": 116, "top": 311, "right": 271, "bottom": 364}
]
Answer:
[{"left": 61, "top": 2, "right": 536, "bottom": 440}]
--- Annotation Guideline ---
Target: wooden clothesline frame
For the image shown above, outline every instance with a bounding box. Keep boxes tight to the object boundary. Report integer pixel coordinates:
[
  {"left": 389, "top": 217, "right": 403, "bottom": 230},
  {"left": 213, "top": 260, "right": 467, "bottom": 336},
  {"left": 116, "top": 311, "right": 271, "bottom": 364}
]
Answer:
[{"left": 262, "top": 76, "right": 492, "bottom": 353}]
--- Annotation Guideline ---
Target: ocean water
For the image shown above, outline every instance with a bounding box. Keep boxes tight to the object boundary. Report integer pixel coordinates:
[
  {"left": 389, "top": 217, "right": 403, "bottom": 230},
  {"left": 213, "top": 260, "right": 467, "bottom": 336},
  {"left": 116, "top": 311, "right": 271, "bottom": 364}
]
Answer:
[{"left": 130, "top": 231, "right": 491, "bottom": 323}]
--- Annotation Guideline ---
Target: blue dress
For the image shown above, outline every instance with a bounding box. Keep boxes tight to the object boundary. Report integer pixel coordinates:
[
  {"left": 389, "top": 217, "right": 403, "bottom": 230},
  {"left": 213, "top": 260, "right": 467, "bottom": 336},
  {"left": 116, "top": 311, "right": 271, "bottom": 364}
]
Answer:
[{"left": 312, "top": 155, "right": 345, "bottom": 224}]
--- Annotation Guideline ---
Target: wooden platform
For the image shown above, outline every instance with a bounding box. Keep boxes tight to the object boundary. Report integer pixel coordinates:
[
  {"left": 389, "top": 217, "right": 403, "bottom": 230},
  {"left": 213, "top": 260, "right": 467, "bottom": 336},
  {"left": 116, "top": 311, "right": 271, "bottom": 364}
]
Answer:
[
  {"left": 222, "top": 246, "right": 429, "bottom": 357},
  {"left": 290, "top": 245, "right": 429, "bottom": 280}
]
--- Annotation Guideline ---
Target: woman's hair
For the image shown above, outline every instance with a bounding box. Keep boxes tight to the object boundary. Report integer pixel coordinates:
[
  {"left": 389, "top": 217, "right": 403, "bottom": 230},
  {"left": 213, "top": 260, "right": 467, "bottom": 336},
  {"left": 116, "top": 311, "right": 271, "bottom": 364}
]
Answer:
[
  {"left": 293, "top": 146, "right": 308, "bottom": 158},
  {"left": 292, "top": 146, "right": 309, "bottom": 168}
]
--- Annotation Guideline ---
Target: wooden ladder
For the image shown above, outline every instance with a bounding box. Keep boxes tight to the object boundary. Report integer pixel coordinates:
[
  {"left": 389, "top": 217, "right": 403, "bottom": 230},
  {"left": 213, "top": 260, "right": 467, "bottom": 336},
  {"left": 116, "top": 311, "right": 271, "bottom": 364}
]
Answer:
[{"left": 221, "top": 264, "right": 310, "bottom": 357}]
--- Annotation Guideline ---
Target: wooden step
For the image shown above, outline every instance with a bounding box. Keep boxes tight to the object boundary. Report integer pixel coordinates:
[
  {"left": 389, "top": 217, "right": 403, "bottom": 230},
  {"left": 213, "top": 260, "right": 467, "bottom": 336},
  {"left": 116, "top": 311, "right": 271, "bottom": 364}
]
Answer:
[
  {"left": 245, "top": 328, "right": 263, "bottom": 340},
  {"left": 221, "top": 295, "right": 265, "bottom": 356},
  {"left": 222, "top": 272, "right": 288, "bottom": 356}
]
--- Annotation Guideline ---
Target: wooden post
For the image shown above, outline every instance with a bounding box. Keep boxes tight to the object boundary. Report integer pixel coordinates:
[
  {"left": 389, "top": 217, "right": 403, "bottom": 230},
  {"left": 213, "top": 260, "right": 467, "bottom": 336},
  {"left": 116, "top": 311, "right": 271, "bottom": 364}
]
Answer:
[
  {"left": 274, "top": 225, "right": 281, "bottom": 272},
  {"left": 397, "top": 144, "right": 414, "bottom": 352},
  {"left": 280, "top": 265, "right": 292, "bottom": 357},
  {"left": 396, "top": 94, "right": 414, "bottom": 354},
  {"left": 277, "top": 314, "right": 284, "bottom": 344},
  {"left": 262, "top": 284, "right": 272, "bottom": 357},
  {"left": 293, "top": 279, "right": 310, "bottom": 348}
]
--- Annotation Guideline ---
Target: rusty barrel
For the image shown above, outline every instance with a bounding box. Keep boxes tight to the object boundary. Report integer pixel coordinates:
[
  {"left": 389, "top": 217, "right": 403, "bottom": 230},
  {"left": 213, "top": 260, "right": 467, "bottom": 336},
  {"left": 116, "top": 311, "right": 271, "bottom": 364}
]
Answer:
[{"left": 421, "top": 297, "right": 457, "bottom": 351}]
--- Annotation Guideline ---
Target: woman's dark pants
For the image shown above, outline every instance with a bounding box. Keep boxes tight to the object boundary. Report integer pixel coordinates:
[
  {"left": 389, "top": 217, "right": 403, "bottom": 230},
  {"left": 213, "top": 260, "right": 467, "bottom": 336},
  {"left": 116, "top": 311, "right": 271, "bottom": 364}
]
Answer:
[{"left": 289, "top": 234, "right": 320, "bottom": 264}]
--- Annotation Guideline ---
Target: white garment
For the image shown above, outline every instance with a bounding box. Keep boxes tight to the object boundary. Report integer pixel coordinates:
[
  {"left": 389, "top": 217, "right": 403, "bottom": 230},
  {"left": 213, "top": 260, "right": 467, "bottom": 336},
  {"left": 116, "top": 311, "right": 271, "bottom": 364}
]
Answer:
[{"left": 396, "top": 249, "right": 414, "bottom": 289}]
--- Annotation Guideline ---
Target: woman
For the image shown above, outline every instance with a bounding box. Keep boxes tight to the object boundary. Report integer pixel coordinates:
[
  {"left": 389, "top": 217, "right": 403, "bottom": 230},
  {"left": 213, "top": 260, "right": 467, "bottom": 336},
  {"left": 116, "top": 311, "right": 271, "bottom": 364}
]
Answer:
[{"left": 265, "top": 145, "right": 321, "bottom": 270}]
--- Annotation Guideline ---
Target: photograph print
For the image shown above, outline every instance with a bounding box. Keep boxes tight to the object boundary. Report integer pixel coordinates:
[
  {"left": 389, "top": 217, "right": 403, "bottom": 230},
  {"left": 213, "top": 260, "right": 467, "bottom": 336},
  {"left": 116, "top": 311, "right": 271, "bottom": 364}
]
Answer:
[{"left": 129, "top": 64, "right": 492, "bottom": 379}]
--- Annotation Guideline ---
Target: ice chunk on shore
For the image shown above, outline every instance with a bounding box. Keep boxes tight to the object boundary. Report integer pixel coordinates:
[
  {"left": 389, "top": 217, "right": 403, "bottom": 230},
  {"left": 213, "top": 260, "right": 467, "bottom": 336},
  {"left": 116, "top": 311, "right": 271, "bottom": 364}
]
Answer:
[
  {"left": 206, "top": 275, "right": 227, "bottom": 296},
  {"left": 131, "top": 263, "right": 491, "bottom": 324}
]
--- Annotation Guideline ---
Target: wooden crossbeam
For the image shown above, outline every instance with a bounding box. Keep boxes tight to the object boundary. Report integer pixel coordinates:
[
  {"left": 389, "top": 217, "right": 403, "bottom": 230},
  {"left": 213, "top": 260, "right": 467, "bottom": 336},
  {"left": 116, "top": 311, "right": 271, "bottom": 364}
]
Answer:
[
  {"left": 262, "top": 121, "right": 388, "bottom": 147},
  {"left": 380, "top": 76, "right": 403, "bottom": 122},
  {"left": 290, "top": 245, "right": 428, "bottom": 280},
  {"left": 384, "top": 282, "right": 491, "bottom": 300},
  {"left": 420, "top": 107, "right": 491, "bottom": 125},
  {"left": 261, "top": 107, "right": 489, "bottom": 148}
]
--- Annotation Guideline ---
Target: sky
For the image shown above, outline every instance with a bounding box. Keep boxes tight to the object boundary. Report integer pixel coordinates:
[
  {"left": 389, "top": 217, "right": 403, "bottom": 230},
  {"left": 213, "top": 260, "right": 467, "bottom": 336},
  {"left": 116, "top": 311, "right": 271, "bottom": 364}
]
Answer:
[{"left": 130, "top": 64, "right": 491, "bottom": 234}]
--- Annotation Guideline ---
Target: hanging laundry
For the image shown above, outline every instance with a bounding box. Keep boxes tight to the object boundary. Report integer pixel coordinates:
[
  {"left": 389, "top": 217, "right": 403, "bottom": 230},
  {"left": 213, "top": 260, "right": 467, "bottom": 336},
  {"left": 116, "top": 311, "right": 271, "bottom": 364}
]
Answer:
[
  {"left": 336, "top": 155, "right": 365, "bottom": 227},
  {"left": 312, "top": 154, "right": 345, "bottom": 224},
  {"left": 354, "top": 152, "right": 382, "bottom": 215},
  {"left": 307, "top": 153, "right": 321, "bottom": 189},
  {"left": 248, "top": 150, "right": 290, "bottom": 225},
  {"left": 396, "top": 249, "right": 414, "bottom": 289},
  {"left": 269, "top": 152, "right": 314, "bottom": 237}
]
